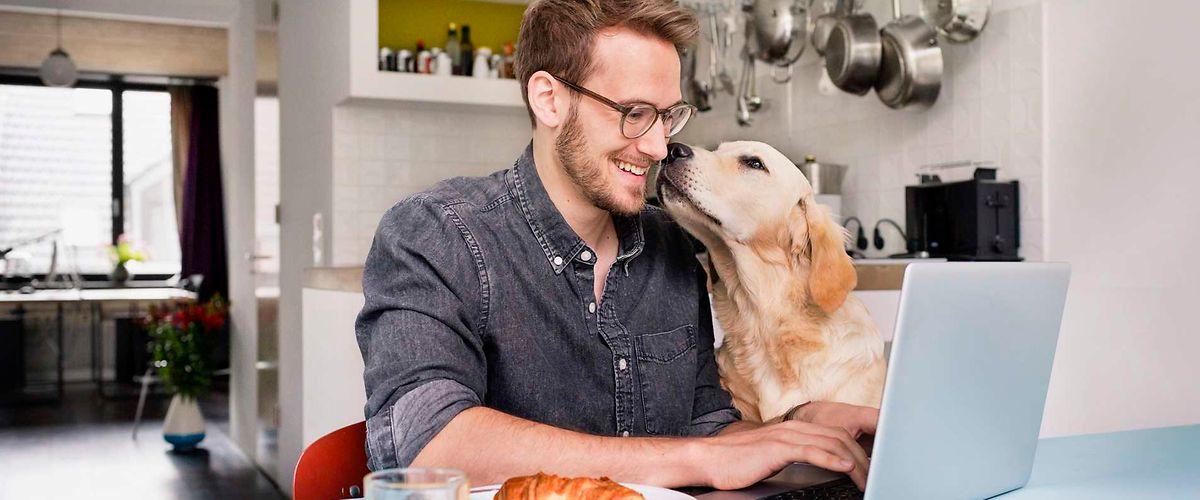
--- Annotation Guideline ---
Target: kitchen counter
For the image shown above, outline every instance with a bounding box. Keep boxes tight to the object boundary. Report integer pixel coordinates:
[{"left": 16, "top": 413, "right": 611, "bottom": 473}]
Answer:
[
  {"left": 305, "top": 262, "right": 922, "bottom": 294},
  {"left": 303, "top": 266, "right": 363, "bottom": 292}
]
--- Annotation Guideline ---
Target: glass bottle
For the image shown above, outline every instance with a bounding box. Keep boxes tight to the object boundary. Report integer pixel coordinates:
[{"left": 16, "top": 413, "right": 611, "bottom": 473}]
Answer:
[
  {"left": 444, "top": 23, "right": 461, "bottom": 76},
  {"left": 459, "top": 25, "right": 475, "bottom": 76}
]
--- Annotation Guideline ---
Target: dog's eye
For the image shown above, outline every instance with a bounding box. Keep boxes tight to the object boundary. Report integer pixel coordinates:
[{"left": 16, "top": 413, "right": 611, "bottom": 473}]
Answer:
[{"left": 740, "top": 156, "right": 767, "bottom": 172}]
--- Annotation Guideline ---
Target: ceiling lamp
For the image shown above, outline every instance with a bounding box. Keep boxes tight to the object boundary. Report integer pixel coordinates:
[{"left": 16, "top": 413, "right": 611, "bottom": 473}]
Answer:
[{"left": 39, "top": 10, "right": 78, "bottom": 87}]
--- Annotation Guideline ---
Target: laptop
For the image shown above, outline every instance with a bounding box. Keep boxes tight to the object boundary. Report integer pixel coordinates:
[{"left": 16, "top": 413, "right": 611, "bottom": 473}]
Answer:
[{"left": 693, "top": 262, "right": 1071, "bottom": 500}]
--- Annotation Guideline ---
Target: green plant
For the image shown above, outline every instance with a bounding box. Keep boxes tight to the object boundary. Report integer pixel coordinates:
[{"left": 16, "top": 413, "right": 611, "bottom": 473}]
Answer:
[
  {"left": 143, "top": 295, "right": 228, "bottom": 398},
  {"left": 110, "top": 234, "right": 146, "bottom": 266}
]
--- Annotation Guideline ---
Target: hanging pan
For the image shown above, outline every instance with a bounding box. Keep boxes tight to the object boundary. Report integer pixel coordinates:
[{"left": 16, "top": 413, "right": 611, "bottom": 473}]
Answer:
[
  {"left": 875, "top": 0, "right": 943, "bottom": 109},
  {"left": 822, "top": 0, "right": 880, "bottom": 95}
]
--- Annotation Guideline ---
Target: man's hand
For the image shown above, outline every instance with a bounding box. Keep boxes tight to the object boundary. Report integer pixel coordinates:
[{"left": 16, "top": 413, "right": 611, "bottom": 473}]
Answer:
[
  {"left": 694, "top": 420, "right": 871, "bottom": 491},
  {"left": 792, "top": 401, "right": 879, "bottom": 439}
]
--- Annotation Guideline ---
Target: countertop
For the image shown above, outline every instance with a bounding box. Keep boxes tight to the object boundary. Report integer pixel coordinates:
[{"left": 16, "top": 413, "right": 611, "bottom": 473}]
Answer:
[
  {"left": 303, "top": 266, "right": 363, "bottom": 293},
  {"left": 996, "top": 424, "right": 1200, "bottom": 498},
  {"left": 0, "top": 287, "right": 196, "bottom": 304},
  {"left": 304, "top": 261, "right": 925, "bottom": 294}
]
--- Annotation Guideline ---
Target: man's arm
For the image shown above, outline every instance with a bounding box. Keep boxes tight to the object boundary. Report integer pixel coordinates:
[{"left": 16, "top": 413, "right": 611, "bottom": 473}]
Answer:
[
  {"left": 413, "top": 405, "right": 871, "bottom": 490},
  {"left": 685, "top": 265, "right": 744, "bottom": 437},
  {"left": 357, "top": 197, "right": 490, "bottom": 470}
]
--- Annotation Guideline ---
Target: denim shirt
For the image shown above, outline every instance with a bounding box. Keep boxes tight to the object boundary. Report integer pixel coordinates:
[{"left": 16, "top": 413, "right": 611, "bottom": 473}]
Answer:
[{"left": 356, "top": 143, "right": 740, "bottom": 469}]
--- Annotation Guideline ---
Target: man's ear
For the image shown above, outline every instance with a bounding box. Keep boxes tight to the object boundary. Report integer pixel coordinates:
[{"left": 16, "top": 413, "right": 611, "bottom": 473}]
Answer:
[
  {"left": 791, "top": 196, "right": 857, "bottom": 314},
  {"left": 527, "top": 71, "right": 566, "bottom": 128}
]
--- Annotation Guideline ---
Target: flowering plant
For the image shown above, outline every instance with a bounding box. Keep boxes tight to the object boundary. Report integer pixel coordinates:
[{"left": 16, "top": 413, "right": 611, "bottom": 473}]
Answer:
[
  {"left": 142, "top": 294, "right": 229, "bottom": 398},
  {"left": 110, "top": 234, "right": 147, "bottom": 266}
]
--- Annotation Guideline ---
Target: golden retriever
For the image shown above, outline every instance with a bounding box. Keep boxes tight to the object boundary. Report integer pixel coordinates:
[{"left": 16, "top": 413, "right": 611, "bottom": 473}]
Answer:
[{"left": 657, "top": 141, "right": 886, "bottom": 422}]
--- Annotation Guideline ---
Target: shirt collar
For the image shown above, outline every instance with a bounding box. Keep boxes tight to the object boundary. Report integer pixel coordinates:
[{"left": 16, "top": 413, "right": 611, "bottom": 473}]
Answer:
[{"left": 510, "top": 143, "right": 646, "bottom": 275}]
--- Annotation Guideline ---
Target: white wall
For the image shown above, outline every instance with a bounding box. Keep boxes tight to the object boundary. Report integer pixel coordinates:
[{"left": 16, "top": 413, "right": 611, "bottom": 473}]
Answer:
[
  {"left": 330, "top": 103, "right": 530, "bottom": 265},
  {"left": 277, "top": 0, "right": 351, "bottom": 493},
  {"left": 677, "top": 0, "right": 1045, "bottom": 260},
  {"left": 1039, "top": 0, "right": 1200, "bottom": 437},
  {"left": 218, "top": 0, "right": 260, "bottom": 467}
]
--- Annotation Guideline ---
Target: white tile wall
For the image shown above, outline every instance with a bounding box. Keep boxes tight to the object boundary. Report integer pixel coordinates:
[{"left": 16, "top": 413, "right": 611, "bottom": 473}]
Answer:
[
  {"left": 330, "top": 1, "right": 1044, "bottom": 264},
  {"left": 677, "top": 1, "right": 1044, "bottom": 260},
  {"left": 331, "top": 104, "right": 531, "bottom": 265}
]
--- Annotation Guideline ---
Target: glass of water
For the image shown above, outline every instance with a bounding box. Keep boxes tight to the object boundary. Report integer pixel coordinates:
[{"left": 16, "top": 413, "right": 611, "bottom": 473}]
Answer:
[{"left": 364, "top": 468, "right": 469, "bottom": 500}]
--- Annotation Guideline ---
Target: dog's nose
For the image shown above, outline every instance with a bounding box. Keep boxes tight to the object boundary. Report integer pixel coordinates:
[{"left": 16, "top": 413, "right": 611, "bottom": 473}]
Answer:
[{"left": 665, "top": 143, "right": 693, "bottom": 165}]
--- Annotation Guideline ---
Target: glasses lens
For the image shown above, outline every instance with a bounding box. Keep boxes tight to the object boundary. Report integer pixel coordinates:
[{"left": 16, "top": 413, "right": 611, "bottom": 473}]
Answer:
[
  {"left": 664, "top": 105, "right": 695, "bottom": 138},
  {"left": 621, "top": 104, "right": 658, "bottom": 139}
]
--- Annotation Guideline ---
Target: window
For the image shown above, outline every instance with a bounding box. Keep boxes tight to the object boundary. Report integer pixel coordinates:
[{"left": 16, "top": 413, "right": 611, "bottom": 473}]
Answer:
[
  {"left": 0, "top": 76, "right": 181, "bottom": 280},
  {"left": 122, "top": 91, "right": 179, "bottom": 275}
]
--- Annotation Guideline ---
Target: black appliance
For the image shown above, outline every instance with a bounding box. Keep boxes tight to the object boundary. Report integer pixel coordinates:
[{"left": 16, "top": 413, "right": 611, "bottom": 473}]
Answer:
[
  {"left": 905, "top": 167, "right": 1021, "bottom": 261},
  {"left": 1, "top": 317, "right": 24, "bottom": 393}
]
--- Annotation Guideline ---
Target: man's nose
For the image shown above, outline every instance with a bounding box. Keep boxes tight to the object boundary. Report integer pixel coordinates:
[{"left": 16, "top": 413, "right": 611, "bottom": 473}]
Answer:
[
  {"left": 636, "top": 121, "right": 670, "bottom": 163},
  {"left": 664, "top": 142, "right": 693, "bottom": 165}
]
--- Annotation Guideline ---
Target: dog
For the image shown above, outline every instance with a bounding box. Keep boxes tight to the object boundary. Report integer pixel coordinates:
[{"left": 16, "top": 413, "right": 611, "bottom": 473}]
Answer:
[{"left": 657, "top": 141, "right": 886, "bottom": 422}]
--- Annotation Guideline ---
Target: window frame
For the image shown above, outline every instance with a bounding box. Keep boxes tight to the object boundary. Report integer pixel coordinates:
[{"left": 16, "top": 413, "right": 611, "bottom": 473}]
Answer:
[{"left": 0, "top": 71, "right": 207, "bottom": 283}]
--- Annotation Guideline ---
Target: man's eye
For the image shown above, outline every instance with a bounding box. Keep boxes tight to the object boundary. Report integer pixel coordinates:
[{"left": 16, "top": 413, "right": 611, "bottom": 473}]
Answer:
[
  {"left": 626, "top": 107, "right": 652, "bottom": 122},
  {"left": 741, "top": 156, "right": 767, "bottom": 171}
]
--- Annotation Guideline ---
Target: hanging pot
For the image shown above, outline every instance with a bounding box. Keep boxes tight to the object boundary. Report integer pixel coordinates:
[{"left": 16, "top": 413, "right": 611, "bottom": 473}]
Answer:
[
  {"left": 875, "top": 0, "right": 943, "bottom": 109},
  {"left": 163, "top": 394, "right": 206, "bottom": 451},
  {"left": 823, "top": 3, "right": 880, "bottom": 95},
  {"left": 921, "top": 0, "right": 991, "bottom": 43},
  {"left": 744, "top": 0, "right": 808, "bottom": 68},
  {"left": 809, "top": 0, "right": 861, "bottom": 56}
]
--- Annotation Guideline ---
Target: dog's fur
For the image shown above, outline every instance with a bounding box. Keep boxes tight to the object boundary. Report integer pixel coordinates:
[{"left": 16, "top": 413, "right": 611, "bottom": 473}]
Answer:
[{"left": 658, "top": 141, "right": 886, "bottom": 422}]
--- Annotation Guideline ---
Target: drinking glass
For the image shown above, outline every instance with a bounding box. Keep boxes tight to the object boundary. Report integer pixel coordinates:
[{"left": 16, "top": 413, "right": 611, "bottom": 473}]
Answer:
[{"left": 364, "top": 468, "right": 469, "bottom": 500}]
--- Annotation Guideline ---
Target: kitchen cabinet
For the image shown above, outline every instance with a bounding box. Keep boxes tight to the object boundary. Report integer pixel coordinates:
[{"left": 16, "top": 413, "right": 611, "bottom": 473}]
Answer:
[
  {"left": 345, "top": 0, "right": 524, "bottom": 108},
  {"left": 300, "top": 273, "right": 366, "bottom": 446}
]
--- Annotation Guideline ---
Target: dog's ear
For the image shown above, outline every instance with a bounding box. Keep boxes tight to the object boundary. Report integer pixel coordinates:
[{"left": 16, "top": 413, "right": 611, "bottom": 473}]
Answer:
[{"left": 792, "top": 196, "right": 857, "bottom": 314}]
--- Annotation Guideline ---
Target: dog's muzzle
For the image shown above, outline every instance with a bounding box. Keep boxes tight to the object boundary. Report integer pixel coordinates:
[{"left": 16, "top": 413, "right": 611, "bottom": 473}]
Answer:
[
  {"left": 664, "top": 142, "right": 693, "bottom": 165},
  {"left": 657, "top": 142, "right": 692, "bottom": 198}
]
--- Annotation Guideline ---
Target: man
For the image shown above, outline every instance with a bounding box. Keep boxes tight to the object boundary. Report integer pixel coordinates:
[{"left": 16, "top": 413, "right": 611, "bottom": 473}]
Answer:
[{"left": 356, "top": 0, "right": 878, "bottom": 490}]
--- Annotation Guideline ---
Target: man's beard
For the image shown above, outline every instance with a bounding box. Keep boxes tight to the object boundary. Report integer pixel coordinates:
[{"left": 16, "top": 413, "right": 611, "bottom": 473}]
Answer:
[{"left": 555, "top": 104, "right": 645, "bottom": 217}]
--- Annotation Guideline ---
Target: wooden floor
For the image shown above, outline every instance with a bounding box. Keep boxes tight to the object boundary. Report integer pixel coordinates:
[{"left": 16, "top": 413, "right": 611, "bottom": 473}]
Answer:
[{"left": 0, "top": 382, "right": 285, "bottom": 499}]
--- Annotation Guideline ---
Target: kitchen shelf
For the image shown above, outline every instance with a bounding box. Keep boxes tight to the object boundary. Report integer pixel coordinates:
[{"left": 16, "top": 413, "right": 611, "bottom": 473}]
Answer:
[
  {"left": 346, "top": 71, "right": 524, "bottom": 107},
  {"left": 345, "top": 0, "right": 525, "bottom": 108}
]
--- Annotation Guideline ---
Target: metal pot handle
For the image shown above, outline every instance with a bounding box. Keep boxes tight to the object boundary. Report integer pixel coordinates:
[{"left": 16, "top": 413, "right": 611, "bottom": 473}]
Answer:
[{"left": 771, "top": 64, "right": 794, "bottom": 84}]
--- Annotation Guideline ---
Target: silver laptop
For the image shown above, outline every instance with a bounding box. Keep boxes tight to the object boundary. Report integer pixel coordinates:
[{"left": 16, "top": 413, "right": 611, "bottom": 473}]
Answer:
[{"left": 694, "top": 262, "right": 1071, "bottom": 500}]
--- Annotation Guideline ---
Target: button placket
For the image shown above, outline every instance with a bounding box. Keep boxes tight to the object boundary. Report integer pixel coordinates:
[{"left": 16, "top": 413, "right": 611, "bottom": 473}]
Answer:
[{"left": 601, "top": 304, "right": 637, "bottom": 437}]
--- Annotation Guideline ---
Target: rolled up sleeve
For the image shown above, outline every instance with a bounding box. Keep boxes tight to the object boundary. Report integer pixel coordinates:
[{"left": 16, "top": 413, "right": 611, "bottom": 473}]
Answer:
[
  {"left": 356, "top": 196, "right": 488, "bottom": 469},
  {"left": 687, "top": 266, "right": 742, "bottom": 436}
]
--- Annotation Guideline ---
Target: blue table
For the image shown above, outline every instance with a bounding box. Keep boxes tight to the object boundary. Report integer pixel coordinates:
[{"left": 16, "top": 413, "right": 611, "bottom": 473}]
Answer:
[{"left": 997, "top": 424, "right": 1200, "bottom": 498}]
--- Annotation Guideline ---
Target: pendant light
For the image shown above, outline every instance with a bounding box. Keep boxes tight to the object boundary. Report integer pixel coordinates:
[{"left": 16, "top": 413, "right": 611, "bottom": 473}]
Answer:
[{"left": 39, "top": 10, "right": 78, "bottom": 88}]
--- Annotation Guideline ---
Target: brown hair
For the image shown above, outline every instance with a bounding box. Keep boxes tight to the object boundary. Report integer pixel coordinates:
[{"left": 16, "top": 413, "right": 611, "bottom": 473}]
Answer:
[{"left": 514, "top": 0, "right": 699, "bottom": 127}]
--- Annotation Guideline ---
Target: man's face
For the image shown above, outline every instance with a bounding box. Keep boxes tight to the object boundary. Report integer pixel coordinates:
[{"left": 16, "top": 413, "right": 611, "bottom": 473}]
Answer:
[{"left": 556, "top": 27, "right": 683, "bottom": 217}]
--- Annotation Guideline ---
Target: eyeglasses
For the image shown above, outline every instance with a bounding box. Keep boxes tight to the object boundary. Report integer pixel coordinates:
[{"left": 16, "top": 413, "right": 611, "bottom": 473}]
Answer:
[{"left": 551, "top": 74, "right": 696, "bottom": 139}]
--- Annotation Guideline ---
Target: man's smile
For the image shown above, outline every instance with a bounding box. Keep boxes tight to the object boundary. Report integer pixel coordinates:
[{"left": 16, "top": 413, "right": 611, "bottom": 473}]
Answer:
[{"left": 612, "top": 157, "right": 651, "bottom": 177}]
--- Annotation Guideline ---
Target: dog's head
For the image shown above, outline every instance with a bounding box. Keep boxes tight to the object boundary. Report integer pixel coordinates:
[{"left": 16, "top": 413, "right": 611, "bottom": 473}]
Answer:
[{"left": 658, "top": 141, "right": 856, "bottom": 313}]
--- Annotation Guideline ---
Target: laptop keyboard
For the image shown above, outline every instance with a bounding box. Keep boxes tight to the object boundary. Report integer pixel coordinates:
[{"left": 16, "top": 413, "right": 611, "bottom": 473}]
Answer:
[{"left": 759, "top": 477, "right": 863, "bottom": 500}]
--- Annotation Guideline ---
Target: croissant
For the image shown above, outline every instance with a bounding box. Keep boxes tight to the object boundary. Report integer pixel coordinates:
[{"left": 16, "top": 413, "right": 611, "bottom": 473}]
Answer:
[{"left": 494, "top": 473, "right": 644, "bottom": 500}]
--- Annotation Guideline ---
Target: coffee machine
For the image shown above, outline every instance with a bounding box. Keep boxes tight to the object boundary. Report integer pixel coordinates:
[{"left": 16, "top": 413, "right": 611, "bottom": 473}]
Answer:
[{"left": 904, "top": 164, "right": 1021, "bottom": 261}]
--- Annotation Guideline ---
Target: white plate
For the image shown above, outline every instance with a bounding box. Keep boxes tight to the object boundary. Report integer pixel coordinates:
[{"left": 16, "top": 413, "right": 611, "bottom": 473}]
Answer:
[{"left": 469, "top": 483, "right": 694, "bottom": 500}]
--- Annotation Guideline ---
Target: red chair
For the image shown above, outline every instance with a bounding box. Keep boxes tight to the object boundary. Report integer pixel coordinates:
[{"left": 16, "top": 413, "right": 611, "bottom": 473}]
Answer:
[{"left": 294, "top": 421, "right": 371, "bottom": 500}]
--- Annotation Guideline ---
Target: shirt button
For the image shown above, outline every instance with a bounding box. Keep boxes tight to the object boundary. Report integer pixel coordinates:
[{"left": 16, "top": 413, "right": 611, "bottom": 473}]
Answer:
[
  {"left": 618, "top": 358, "right": 627, "bottom": 370},
  {"left": 552, "top": 256, "right": 563, "bottom": 266},
  {"left": 621, "top": 430, "right": 630, "bottom": 437},
  {"left": 587, "top": 302, "right": 596, "bottom": 314},
  {"left": 580, "top": 250, "right": 593, "bottom": 262}
]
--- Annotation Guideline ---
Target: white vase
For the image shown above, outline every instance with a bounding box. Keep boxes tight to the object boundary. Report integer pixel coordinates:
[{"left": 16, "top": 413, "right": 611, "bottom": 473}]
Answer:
[{"left": 163, "top": 394, "right": 205, "bottom": 450}]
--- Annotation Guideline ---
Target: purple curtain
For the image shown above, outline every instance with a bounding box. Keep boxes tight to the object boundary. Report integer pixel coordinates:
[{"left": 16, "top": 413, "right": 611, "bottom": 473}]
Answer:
[{"left": 178, "top": 85, "right": 228, "bottom": 301}]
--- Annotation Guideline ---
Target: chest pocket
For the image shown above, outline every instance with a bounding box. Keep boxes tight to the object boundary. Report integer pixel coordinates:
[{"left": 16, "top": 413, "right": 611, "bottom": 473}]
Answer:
[{"left": 634, "top": 324, "right": 697, "bottom": 435}]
